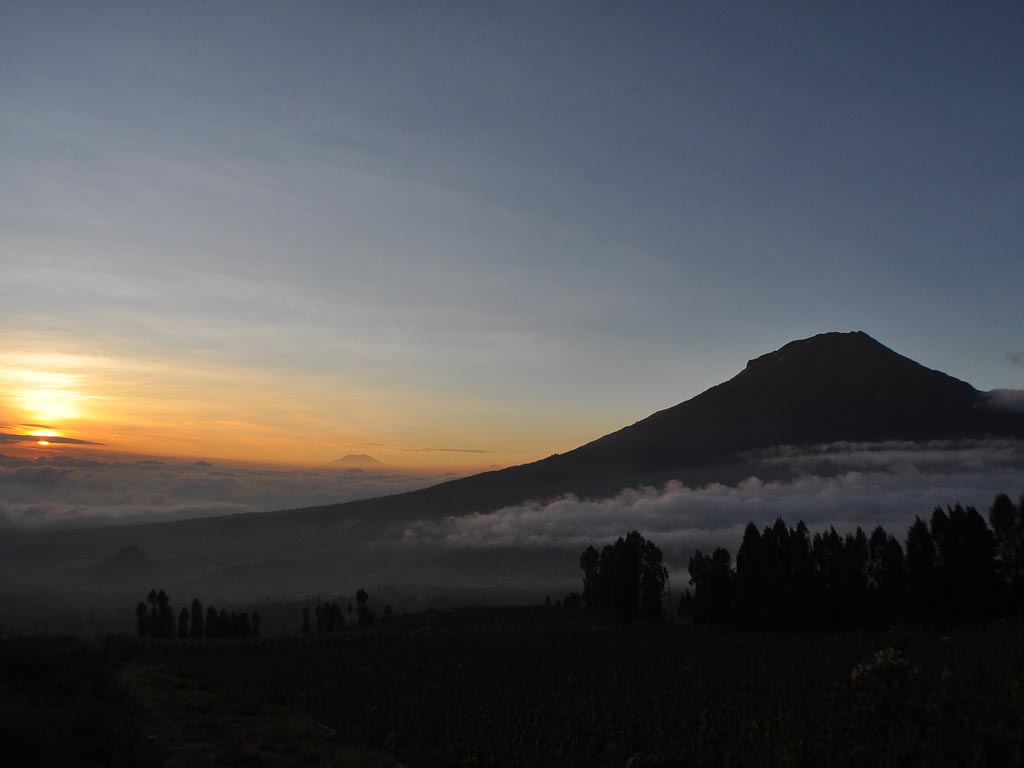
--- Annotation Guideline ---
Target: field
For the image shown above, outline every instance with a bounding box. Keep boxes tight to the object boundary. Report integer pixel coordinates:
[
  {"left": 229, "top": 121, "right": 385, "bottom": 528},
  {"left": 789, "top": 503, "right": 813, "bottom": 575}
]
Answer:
[{"left": 3, "top": 608, "right": 1022, "bottom": 767}]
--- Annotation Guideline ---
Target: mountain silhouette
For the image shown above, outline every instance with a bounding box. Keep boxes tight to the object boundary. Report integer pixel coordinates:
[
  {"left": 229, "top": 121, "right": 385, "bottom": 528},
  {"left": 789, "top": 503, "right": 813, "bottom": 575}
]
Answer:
[
  {"left": 328, "top": 454, "right": 387, "bottom": 469},
  {"left": 338, "top": 331, "right": 1021, "bottom": 518}
]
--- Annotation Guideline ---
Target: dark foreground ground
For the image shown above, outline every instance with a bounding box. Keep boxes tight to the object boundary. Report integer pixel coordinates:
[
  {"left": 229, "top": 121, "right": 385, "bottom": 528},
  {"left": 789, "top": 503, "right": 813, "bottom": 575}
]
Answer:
[{"left": 2, "top": 608, "right": 1022, "bottom": 768}]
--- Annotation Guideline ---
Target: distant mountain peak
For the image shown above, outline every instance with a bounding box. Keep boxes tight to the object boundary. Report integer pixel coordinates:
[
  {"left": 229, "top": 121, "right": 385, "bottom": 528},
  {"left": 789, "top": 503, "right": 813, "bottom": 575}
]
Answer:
[{"left": 330, "top": 453, "right": 386, "bottom": 469}]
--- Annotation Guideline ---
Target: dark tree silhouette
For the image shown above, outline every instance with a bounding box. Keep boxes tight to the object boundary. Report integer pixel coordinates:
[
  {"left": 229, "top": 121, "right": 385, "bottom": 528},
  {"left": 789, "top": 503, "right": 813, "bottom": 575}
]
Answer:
[
  {"left": 219, "top": 609, "right": 230, "bottom": 637},
  {"left": 597, "top": 544, "right": 615, "bottom": 610},
  {"left": 990, "top": 493, "right": 1024, "bottom": 614},
  {"left": 906, "top": 516, "right": 935, "bottom": 624},
  {"left": 131, "top": 592, "right": 263, "bottom": 641},
  {"left": 785, "top": 521, "right": 813, "bottom": 628},
  {"left": 841, "top": 528, "right": 869, "bottom": 629},
  {"left": 610, "top": 532, "right": 642, "bottom": 624},
  {"left": 639, "top": 537, "right": 668, "bottom": 623},
  {"left": 135, "top": 601, "right": 149, "bottom": 637},
  {"left": 177, "top": 608, "right": 189, "bottom": 639},
  {"left": 231, "top": 612, "right": 251, "bottom": 638},
  {"left": 562, "top": 592, "right": 582, "bottom": 610},
  {"left": 190, "top": 598, "right": 204, "bottom": 640},
  {"left": 147, "top": 589, "right": 158, "bottom": 636},
  {"left": 867, "top": 526, "right": 905, "bottom": 627},
  {"left": 313, "top": 601, "right": 344, "bottom": 633},
  {"left": 382, "top": 603, "right": 393, "bottom": 623},
  {"left": 356, "top": 589, "right": 374, "bottom": 626},
  {"left": 688, "top": 547, "right": 734, "bottom": 626},
  {"left": 156, "top": 590, "right": 174, "bottom": 639},
  {"left": 810, "top": 527, "right": 841, "bottom": 629},
  {"left": 707, "top": 548, "right": 734, "bottom": 626},
  {"left": 932, "top": 504, "right": 999, "bottom": 624},
  {"left": 206, "top": 605, "right": 219, "bottom": 639},
  {"left": 302, "top": 606, "right": 310, "bottom": 635},
  {"left": 579, "top": 531, "right": 668, "bottom": 624},
  {"left": 580, "top": 545, "right": 601, "bottom": 608},
  {"left": 666, "top": 493, "right": 1019, "bottom": 632},
  {"left": 735, "top": 522, "right": 762, "bottom": 629}
]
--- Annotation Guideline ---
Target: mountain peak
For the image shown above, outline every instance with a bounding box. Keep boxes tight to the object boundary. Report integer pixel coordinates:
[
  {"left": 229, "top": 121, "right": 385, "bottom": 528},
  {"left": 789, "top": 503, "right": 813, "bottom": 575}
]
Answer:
[
  {"left": 735, "top": 330, "right": 975, "bottom": 398},
  {"left": 745, "top": 331, "right": 889, "bottom": 371},
  {"left": 330, "top": 453, "right": 386, "bottom": 469}
]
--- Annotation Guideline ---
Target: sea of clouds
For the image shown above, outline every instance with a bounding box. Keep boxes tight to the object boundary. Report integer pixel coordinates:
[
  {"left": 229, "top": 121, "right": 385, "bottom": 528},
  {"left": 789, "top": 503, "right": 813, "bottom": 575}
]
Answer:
[
  {"left": 2, "top": 441, "right": 1022, "bottom": 572},
  {"left": 0, "top": 454, "right": 449, "bottom": 528}
]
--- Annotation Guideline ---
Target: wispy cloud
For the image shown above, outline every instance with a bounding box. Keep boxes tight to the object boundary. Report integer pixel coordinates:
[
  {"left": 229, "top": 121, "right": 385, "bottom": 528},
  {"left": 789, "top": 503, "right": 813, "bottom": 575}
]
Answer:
[
  {"left": 1007, "top": 352, "right": 1024, "bottom": 368},
  {"left": 0, "top": 432, "right": 103, "bottom": 445},
  {"left": 394, "top": 447, "right": 496, "bottom": 454}
]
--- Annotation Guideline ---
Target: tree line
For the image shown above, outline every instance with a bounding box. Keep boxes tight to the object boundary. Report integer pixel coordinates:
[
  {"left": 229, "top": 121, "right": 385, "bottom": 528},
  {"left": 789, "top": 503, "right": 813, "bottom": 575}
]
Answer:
[
  {"left": 301, "top": 588, "right": 393, "bottom": 634},
  {"left": 679, "top": 493, "right": 1024, "bottom": 630},
  {"left": 135, "top": 590, "right": 261, "bottom": 639},
  {"left": 578, "top": 530, "right": 669, "bottom": 623}
]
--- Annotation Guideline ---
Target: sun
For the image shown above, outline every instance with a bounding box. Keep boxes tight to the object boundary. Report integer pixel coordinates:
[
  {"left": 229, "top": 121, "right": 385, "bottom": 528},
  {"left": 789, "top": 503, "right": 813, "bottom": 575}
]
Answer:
[{"left": 28, "top": 429, "right": 58, "bottom": 448}]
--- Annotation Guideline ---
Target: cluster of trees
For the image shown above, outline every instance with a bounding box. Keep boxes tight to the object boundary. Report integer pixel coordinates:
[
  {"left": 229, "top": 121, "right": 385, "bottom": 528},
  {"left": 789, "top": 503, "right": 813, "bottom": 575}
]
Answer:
[
  {"left": 579, "top": 531, "right": 668, "bottom": 623},
  {"left": 311, "top": 600, "right": 347, "bottom": 633},
  {"left": 135, "top": 590, "right": 261, "bottom": 639},
  {"left": 680, "top": 494, "right": 1024, "bottom": 630},
  {"left": 544, "top": 592, "right": 583, "bottom": 609},
  {"left": 302, "top": 589, "right": 392, "bottom": 634}
]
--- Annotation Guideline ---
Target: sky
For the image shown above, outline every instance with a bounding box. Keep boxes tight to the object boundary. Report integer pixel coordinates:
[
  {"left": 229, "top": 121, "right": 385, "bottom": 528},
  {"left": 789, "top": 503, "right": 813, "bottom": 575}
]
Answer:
[{"left": 2, "top": 1, "right": 1023, "bottom": 471}]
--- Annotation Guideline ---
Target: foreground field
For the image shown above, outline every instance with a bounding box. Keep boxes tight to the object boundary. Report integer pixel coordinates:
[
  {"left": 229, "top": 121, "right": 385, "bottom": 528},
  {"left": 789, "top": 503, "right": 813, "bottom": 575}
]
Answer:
[{"left": 3, "top": 609, "right": 1022, "bottom": 767}]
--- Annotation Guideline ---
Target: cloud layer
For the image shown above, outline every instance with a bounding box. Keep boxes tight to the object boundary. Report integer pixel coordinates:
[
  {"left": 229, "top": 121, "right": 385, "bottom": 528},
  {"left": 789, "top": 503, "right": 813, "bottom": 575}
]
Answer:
[
  {"left": 3, "top": 440, "right": 1022, "bottom": 591},
  {"left": 0, "top": 454, "right": 445, "bottom": 528},
  {"left": 399, "top": 440, "right": 1024, "bottom": 568}
]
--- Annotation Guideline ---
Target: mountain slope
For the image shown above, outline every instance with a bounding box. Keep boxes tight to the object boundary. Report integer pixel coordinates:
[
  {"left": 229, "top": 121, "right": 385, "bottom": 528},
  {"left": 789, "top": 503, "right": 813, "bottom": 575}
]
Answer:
[{"left": 326, "top": 331, "right": 1017, "bottom": 519}]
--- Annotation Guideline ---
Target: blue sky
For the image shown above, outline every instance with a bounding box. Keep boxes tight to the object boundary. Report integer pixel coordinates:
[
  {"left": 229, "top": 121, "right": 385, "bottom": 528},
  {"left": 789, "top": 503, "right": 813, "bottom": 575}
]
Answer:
[{"left": 2, "top": 1, "right": 1022, "bottom": 467}]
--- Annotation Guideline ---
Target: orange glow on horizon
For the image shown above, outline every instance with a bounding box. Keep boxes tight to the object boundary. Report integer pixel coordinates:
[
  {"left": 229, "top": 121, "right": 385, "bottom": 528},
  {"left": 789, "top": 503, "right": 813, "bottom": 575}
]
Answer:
[{"left": 0, "top": 345, "right": 584, "bottom": 472}]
